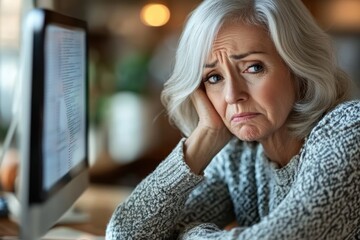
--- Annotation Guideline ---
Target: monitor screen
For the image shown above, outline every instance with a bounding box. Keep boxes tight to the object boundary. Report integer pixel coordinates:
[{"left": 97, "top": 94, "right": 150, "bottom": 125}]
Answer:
[
  {"left": 42, "top": 23, "right": 86, "bottom": 194},
  {"left": 18, "top": 8, "right": 88, "bottom": 240}
]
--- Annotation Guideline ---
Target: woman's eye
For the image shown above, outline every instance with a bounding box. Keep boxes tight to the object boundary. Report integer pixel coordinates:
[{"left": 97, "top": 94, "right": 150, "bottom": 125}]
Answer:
[
  {"left": 245, "top": 64, "right": 264, "bottom": 73},
  {"left": 205, "top": 74, "right": 223, "bottom": 84}
]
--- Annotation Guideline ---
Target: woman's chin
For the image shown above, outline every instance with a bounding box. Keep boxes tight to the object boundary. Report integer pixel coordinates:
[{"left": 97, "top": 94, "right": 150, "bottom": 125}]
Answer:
[{"left": 232, "top": 126, "right": 261, "bottom": 142}]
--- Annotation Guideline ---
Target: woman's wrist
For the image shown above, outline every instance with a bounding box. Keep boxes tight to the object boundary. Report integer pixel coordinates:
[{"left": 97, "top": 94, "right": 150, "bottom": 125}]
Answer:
[{"left": 184, "top": 127, "right": 231, "bottom": 175}]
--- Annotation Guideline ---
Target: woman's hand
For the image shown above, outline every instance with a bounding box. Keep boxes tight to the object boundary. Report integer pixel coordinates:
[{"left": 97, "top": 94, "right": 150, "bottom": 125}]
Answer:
[
  {"left": 191, "top": 88, "right": 227, "bottom": 133},
  {"left": 184, "top": 88, "right": 232, "bottom": 175}
]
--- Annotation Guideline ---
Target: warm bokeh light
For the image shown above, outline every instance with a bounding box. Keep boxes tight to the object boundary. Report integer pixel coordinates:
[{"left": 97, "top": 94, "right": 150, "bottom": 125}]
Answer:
[
  {"left": 140, "top": 3, "right": 170, "bottom": 27},
  {"left": 323, "top": 0, "right": 360, "bottom": 30}
]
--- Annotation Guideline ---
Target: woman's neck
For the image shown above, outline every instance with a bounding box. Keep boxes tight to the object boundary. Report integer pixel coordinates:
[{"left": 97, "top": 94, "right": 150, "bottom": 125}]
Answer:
[{"left": 259, "top": 130, "right": 304, "bottom": 168}]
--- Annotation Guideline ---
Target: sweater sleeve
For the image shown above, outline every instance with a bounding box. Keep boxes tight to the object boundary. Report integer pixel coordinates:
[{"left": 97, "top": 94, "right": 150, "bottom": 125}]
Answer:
[
  {"left": 180, "top": 101, "right": 360, "bottom": 239},
  {"left": 105, "top": 139, "right": 235, "bottom": 240}
]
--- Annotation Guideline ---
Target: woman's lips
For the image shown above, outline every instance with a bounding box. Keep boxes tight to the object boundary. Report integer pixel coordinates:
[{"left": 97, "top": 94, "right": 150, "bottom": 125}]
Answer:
[{"left": 231, "top": 112, "right": 260, "bottom": 123}]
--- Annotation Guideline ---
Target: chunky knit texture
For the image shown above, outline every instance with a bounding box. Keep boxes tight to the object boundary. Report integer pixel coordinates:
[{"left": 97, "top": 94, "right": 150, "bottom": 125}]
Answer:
[{"left": 106, "top": 100, "right": 360, "bottom": 239}]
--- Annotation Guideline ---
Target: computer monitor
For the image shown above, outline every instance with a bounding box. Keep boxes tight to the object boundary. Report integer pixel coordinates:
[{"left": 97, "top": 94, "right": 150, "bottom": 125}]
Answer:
[{"left": 18, "top": 8, "right": 89, "bottom": 240}]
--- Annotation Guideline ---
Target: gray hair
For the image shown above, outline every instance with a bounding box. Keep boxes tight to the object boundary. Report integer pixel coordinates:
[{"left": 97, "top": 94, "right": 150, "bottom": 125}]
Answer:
[{"left": 161, "top": 0, "right": 351, "bottom": 139}]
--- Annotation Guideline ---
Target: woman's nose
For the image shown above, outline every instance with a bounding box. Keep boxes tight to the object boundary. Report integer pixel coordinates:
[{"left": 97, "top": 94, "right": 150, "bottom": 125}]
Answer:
[{"left": 224, "top": 74, "right": 249, "bottom": 104}]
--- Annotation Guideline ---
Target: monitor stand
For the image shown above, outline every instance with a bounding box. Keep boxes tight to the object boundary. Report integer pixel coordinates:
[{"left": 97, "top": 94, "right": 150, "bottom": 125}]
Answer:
[
  {"left": 5, "top": 192, "right": 89, "bottom": 224},
  {"left": 3, "top": 193, "right": 100, "bottom": 240}
]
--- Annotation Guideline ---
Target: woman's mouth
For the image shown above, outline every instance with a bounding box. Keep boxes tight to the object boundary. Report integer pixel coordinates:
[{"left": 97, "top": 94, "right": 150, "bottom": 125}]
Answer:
[{"left": 231, "top": 112, "right": 260, "bottom": 123}]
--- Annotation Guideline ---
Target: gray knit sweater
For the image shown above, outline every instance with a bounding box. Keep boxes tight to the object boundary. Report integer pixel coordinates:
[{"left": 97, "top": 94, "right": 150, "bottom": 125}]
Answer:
[{"left": 106, "top": 100, "right": 360, "bottom": 240}]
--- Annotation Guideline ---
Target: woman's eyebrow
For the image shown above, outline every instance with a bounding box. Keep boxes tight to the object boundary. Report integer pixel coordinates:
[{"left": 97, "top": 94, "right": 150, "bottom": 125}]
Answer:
[
  {"left": 204, "top": 51, "right": 265, "bottom": 68},
  {"left": 204, "top": 61, "right": 217, "bottom": 68},
  {"left": 230, "top": 51, "right": 265, "bottom": 60}
]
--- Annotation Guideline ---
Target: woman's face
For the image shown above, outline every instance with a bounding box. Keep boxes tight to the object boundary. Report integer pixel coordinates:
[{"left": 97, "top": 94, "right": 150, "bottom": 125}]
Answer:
[{"left": 202, "top": 22, "right": 296, "bottom": 142}]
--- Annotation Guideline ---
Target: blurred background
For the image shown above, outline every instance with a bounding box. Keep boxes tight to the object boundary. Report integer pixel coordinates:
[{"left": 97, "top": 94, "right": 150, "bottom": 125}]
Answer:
[{"left": 0, "top": 0, "right": 359, "bottom": 187}]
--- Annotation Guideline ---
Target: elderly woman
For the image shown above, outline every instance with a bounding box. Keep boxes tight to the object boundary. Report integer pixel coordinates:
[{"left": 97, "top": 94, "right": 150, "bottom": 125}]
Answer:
[{"left": 106, "top": 0, "right": 360, "bottom": 239}]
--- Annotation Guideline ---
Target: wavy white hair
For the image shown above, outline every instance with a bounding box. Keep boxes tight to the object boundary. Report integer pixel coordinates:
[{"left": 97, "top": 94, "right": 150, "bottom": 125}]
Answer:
[{"left": 161, "top": 0, "right": 351, "bottom": 138}]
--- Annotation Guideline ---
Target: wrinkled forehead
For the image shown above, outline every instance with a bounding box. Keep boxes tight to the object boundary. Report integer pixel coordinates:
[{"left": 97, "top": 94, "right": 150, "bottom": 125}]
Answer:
[{"left": 206, "top": 21, "right": 273, "bottom": 62}]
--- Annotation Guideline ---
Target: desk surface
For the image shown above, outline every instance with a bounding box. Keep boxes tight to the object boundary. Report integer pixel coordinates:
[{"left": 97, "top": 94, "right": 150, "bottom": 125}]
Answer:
[{"left": 0, "top": 184, "right": 132, "bottom": 237}]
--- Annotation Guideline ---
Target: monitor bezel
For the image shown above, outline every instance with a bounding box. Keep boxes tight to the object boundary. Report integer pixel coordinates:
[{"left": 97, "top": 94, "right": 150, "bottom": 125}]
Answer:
[{"left": 27, "top": 8, "right": 88, "bottom": 204}]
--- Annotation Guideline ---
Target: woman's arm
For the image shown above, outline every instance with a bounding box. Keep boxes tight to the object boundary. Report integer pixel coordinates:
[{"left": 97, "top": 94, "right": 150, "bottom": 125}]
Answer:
[
  {"left": 106, "top": 87, "right": 235, "bottom": 239},
  {"left": 105, "top": 139, "right": 236, "bottom": 239},
  {"left": 184, "top": 88, "right": 233, "bottom": 174}
]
